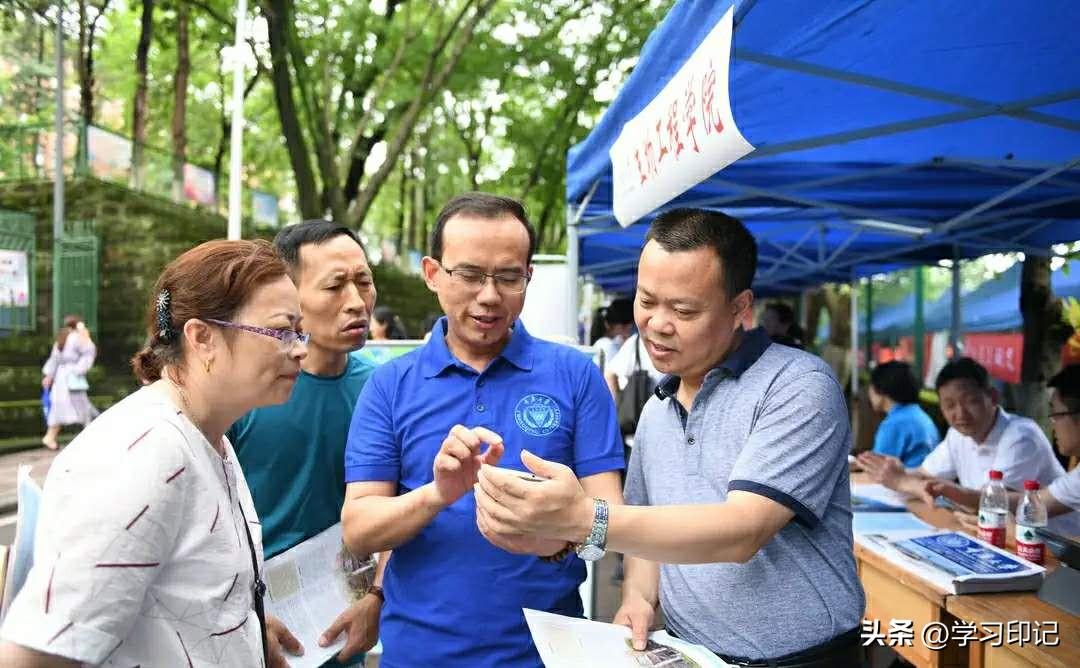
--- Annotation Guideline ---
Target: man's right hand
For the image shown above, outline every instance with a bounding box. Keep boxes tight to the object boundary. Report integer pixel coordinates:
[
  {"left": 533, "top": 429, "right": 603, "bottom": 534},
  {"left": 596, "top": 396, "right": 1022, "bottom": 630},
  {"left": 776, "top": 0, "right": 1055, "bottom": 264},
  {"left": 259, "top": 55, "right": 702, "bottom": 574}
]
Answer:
[
  {"left": 613, "top": 593, "right": 655, "bottom": 651},
  {"left": 431, "top": 425, "right": 505, "bottom": 507}
]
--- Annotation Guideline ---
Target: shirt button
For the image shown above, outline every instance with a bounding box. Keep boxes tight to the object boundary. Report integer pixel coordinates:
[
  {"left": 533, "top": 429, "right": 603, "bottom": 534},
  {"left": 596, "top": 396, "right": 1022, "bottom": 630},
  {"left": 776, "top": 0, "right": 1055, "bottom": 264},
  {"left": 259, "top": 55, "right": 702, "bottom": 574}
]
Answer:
[
  {"left": 687, "top": 435, "right": 695, "bottom": 445},
  {"left": 477, "top": 379, "right": 485, "bottom": 387},
  {"left": 476, "top": 403, "right": 486, "bottom": 412}
]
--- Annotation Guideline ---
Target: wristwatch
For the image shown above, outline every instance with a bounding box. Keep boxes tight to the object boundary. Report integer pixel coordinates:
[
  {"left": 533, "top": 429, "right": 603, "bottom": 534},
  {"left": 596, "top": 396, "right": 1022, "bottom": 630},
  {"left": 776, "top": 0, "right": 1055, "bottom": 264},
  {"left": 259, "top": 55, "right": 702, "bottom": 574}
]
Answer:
[{"left": 574, "top": 498, "right": 609, "bottom": 561}]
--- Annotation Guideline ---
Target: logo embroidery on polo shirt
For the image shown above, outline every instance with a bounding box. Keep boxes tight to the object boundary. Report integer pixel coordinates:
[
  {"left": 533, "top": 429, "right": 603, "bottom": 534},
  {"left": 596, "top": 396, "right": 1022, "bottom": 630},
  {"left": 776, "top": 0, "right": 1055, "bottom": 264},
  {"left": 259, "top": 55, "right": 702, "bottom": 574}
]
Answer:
[{"left": 514, "top": 394, "right": 561, "bottom": 436}]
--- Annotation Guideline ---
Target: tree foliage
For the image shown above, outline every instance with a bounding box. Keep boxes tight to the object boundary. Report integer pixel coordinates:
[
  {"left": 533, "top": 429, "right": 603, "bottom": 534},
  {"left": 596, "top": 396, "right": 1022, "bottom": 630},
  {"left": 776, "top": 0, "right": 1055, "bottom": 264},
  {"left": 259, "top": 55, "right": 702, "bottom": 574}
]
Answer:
[{"left": 1, "top": 0, "right": 672, "bottom": 256}]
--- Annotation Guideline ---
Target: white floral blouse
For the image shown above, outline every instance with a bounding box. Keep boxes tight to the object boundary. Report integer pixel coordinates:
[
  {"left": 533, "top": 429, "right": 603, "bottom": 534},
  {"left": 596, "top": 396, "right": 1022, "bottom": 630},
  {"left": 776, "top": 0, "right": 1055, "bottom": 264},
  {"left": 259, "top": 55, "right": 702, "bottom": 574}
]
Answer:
[{"left": 1, "top": 387, "right": 266, "bottom": 666}]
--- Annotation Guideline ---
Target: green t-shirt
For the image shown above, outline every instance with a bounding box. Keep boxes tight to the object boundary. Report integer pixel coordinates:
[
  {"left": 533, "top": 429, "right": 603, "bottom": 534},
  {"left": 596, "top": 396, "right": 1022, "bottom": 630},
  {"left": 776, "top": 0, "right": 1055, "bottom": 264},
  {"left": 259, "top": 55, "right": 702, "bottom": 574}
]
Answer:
[{"left": 228, "top": 352, "right": 376, "bottom": 559}]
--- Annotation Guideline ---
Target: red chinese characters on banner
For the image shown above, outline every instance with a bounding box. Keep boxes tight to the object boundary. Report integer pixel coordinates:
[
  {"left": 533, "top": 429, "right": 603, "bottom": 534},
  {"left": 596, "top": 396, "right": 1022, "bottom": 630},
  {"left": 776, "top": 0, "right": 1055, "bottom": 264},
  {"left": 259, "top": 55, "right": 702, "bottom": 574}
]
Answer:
[
  {"left": 627, "top": 60, "right": 727, "bottom": 187},
  {"left": 963, "top": 333, "right": 1023, "bottom": 384}
]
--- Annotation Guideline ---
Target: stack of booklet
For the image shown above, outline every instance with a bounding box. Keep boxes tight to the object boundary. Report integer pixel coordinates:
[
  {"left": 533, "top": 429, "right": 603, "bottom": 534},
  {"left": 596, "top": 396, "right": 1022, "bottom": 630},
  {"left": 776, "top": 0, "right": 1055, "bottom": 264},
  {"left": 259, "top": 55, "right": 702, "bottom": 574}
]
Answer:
[{"left": 856, "top": 529, "right": 1045, "bottom": 594}]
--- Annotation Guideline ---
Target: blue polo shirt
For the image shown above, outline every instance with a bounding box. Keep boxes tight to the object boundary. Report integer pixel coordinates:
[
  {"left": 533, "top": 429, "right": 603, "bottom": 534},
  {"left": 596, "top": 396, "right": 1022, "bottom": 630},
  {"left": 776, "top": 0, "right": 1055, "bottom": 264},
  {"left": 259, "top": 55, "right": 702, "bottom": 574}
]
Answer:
[
  {"left": 345, "top": 318, "right": 623, "bottom": 668},
  {"left": 872, "top": 402, "right": 940, "bottom": 467}
]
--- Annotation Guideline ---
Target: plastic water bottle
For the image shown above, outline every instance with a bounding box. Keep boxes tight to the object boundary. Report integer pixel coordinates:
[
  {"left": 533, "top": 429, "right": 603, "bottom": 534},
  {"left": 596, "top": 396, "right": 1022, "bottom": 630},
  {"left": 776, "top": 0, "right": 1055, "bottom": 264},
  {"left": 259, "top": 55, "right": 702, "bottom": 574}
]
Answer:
[
  {"left": 1015, "top": 480, "right": 1048, "bottom": 565},
  {"left": 977, "top": 470, "right": 1008, "bottom": 548}
]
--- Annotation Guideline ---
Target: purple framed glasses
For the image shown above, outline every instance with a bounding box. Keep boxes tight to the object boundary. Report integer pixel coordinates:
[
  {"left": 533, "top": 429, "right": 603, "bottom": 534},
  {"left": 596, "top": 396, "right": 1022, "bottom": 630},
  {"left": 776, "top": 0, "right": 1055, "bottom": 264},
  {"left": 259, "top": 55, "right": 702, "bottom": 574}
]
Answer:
[{"left": 205, "top": 318, "right": 309, "bottom": 349}]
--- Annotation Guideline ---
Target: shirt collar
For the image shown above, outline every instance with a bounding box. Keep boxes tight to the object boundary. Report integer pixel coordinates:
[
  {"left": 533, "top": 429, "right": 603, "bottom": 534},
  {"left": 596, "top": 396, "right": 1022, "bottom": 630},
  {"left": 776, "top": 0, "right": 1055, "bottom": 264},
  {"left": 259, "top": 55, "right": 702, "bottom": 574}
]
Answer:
[
  {"left": 977, "top": 407, "right": 1007, "bottom": 446},
  {"left": 419, "top": 316, "right": 535, "bottom": 378},
  {"left": 654, "top": 327, "right": 773, "bottom": 400}
]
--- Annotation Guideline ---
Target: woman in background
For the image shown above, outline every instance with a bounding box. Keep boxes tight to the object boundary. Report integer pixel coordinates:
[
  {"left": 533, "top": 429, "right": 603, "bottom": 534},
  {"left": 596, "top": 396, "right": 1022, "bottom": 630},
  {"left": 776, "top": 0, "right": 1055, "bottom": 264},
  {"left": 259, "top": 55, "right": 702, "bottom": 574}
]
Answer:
[
  {"left": 371, "top": 305, "right": 409, "bottom": 340},
  {"left": 868, "top": 361, "right": 941, "bottom": 467},
  {"left": 41, "top": 315, "right": 98, "bottom": 450}
]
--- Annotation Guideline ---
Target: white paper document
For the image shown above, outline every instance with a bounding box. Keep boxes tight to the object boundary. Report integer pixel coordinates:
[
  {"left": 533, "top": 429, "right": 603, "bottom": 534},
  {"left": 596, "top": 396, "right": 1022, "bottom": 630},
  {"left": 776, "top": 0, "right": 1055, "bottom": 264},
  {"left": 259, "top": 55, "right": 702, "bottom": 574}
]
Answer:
[
  {"left": 524, "top": 608, "right": 731, "bottom": 668},
  {"left": 263, "top": 523, "right": 375, "bottom": 668}
]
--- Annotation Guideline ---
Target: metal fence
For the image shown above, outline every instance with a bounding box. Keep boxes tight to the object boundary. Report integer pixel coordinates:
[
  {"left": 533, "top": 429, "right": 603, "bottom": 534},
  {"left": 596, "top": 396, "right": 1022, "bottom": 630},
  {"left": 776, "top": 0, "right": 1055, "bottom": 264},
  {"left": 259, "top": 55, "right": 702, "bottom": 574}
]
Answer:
[{"left": 0, "top": 118, "right": 278, "bottom": 224}]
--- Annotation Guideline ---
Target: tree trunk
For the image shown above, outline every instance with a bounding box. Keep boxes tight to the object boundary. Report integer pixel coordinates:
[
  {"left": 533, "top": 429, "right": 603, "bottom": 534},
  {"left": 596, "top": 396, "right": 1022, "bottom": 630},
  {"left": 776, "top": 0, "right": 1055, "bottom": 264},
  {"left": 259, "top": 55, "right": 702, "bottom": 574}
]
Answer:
[
  {"left": 131, "top": 0, "right": 154, "bottom": 189},
  {"left": 263, "top": 0, "right": 321, "bottom": 219},
  {"left": 414, "top": 158, "right": 427, "bottom": 253},
  {"left": 1017, "top": 254, "right": 1067, "bottom": 426},
  {"left": 346, "top": 0, "right": 497, "bottom": 228},
  {"left": 395, "top": 158, "right": 408, "bottom": 259},
  {"left": 77, "top": 0, "right": 90, "bottom": 122},
  {"left": 171, "top": 0, "right": 190, "bottom": 202},
  {"left": 805, "top": 288, "right": 825, "bottom": 348}
]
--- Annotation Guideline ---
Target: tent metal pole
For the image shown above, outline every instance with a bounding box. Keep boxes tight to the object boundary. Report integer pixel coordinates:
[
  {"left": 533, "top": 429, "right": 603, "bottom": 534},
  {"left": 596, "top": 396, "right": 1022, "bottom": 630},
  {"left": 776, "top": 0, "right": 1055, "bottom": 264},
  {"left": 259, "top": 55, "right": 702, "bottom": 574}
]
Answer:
[
  {"left": 745, "top": 90, "right": 1080, "bottom": 161},
  {"left": 937, "top": 157, "right": 1080, "bottom": 234},
  {"left": 568, "top": 181, "right": 600, "bottom": 342},
  {"left": 938, "top": 160, "right": 1080, "bottom": 194},
  {"left": 851, "top": 276, "right": 859, "bottom": 397},
  {"left": 567, "top": 205, "right": 581, "bottom": 343},
  {"left": 765, "top": 217, "right": 1055, "bottom": 284},
  {"left": 706, "top": 176, "right": 930, "bottom": 233},
  {"left": 865, "top": 279, "right": 873, "bottom": 368},
  {"left": 914, "top": 266, "right": 925, "bottom": 383},
  {"left": 950, "top": 249, "right": 962, "bottom": 357},
  {"left": 734, "top": 50, "right": 1080, "bottom": 132},
  {"left": 759, "top": 226, "right": 819, "bottom": 277}
]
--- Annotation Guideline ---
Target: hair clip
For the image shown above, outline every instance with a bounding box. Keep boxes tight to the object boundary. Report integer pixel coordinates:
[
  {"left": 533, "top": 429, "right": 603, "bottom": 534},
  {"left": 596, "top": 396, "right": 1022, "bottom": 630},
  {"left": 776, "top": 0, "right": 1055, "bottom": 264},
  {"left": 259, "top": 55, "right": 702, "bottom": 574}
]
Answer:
[{"left": 156, "top": 289, "right": 175, "bottom": 343}]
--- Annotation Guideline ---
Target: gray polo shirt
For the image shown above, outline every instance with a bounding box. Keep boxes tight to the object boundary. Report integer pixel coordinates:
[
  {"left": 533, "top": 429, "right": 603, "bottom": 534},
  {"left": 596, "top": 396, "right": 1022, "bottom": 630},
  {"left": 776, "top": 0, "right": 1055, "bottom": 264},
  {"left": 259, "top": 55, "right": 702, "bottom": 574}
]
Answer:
[{"left": 625, "top": 327, "right": 864, "bottom": 660}]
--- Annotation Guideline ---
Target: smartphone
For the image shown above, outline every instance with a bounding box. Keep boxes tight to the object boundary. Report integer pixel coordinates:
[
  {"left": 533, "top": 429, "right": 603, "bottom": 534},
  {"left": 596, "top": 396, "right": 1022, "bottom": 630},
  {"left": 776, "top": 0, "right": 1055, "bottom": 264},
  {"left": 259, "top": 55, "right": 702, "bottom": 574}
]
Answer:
[{"left": 517, "top": 473, "right": 545, "bottom": 483}]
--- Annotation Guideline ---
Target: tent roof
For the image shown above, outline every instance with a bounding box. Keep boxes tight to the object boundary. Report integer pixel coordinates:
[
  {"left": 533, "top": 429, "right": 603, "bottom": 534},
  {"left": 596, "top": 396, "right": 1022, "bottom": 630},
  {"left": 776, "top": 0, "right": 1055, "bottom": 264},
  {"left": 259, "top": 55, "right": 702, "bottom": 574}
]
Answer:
[
  {"left": 568, "top": 0, "right": 1080, "bottom": 294},
  {"left": 872, "top": 261, "right": 1080, "bottom": 337}
]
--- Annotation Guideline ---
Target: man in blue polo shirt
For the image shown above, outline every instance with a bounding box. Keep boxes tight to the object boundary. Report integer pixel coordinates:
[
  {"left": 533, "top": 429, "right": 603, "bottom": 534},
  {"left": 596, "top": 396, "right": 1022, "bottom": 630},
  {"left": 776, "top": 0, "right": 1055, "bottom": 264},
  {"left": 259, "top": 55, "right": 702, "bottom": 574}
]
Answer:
[
  {"left": 476, "top": 209, "right": 865, "bottom": 667},
  {"left": 341, "top": 192, "right": 624, "bottom": 668},
  {"left": 229, "top": 220, "right": 384, "bottom": 666}
]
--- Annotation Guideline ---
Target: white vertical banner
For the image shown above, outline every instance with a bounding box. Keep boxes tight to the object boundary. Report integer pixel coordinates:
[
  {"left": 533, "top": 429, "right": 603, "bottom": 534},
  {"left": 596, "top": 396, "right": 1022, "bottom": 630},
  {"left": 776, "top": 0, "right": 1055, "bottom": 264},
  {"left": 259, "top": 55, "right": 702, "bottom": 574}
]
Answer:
[
  {"left": 609, "top": 6, "right": 753, "bottom": 227},
  {"left": 520, "top": 261, "right": 576, "bottom": 343}
]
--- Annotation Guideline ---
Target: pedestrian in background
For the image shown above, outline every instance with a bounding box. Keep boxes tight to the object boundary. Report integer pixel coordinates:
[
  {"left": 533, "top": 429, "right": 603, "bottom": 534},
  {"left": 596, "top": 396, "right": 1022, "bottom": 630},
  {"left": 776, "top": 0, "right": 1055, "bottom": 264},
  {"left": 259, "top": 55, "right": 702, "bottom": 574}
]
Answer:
[{"left": 40, "top": 315, "right": 99, "bottom": 450}]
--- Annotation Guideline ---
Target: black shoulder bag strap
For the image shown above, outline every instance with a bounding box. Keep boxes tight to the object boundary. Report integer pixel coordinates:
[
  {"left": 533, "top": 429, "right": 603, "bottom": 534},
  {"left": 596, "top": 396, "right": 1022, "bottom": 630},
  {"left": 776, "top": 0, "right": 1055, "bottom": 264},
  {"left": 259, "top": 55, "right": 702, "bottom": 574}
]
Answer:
[{"left": 237, "top": 502, "right": 270, "bottom": 668}]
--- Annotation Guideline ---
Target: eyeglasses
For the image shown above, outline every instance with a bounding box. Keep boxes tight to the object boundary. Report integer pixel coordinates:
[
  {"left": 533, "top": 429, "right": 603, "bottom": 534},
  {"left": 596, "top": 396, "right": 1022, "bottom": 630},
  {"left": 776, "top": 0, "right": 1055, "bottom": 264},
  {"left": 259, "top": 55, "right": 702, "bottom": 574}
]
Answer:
[
  {"left": 205, "top": 318, "right": 309, "bottom": 350},
  {"left": 438, "top": 263, "right": 530, "bottom": 294},
  {"left": 1048, "top": 409, "right": 1080, "bottom": 421}
]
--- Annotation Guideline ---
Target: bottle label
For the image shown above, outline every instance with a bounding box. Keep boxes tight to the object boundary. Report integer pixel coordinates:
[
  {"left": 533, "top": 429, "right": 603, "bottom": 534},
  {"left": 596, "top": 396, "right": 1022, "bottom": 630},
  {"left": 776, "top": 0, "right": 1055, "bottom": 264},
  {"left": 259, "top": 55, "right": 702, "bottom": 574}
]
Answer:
[
  {"left": 978, "top": 510, "right": 1007, "bottom": 548},
  {"left": 1015, "top": 524, "right": 1045, "bottom": 564}
]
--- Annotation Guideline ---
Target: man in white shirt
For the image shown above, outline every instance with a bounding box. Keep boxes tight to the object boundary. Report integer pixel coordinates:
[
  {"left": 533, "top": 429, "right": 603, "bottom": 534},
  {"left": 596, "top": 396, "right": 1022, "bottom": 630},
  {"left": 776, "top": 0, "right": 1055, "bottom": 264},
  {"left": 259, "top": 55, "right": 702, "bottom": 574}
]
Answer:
[
  {"left": 927, "top": 363, "right": 1080, "bottom": 536},
  {"left": 859, "top": 358, "right": 1069, "bottom": 529}
]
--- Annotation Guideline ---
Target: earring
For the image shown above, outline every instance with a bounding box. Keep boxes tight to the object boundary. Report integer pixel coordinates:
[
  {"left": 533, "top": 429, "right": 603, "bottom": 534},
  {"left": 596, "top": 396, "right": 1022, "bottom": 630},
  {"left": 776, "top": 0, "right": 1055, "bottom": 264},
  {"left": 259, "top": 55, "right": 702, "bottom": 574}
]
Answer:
[{"left": 204, "top": 358, "right": 213, "bottom": 374}]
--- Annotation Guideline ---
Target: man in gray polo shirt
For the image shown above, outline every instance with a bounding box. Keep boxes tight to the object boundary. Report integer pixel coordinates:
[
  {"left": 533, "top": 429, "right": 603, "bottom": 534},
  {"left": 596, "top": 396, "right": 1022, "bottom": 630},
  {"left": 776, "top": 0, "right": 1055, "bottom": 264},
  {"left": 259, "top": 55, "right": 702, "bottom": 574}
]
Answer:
[{"left": 474, "top": 208, "right": 865, "bottom": 667}]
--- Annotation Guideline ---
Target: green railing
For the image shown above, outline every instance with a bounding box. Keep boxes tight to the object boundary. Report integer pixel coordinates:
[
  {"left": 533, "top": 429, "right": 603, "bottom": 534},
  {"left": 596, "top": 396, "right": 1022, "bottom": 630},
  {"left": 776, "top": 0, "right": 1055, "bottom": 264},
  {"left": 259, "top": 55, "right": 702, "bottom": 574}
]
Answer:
[{"left": 0, "top": 118, "right": 277, "bottom": 222}]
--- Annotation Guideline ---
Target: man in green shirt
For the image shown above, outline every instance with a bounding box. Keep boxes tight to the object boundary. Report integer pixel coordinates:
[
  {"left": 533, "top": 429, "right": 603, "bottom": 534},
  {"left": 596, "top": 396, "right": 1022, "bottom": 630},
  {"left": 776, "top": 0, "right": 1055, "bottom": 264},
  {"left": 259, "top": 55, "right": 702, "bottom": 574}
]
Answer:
[{"left": 228, "top": 220, "right": 383, "bottom": 666}]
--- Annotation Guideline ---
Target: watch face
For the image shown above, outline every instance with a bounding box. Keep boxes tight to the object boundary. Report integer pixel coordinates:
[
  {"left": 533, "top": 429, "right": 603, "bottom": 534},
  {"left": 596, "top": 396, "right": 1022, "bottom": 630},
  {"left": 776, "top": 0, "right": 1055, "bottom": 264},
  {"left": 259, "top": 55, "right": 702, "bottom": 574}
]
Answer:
[{"left": 576, "top": 544, "right": 605, "bottom": 562}]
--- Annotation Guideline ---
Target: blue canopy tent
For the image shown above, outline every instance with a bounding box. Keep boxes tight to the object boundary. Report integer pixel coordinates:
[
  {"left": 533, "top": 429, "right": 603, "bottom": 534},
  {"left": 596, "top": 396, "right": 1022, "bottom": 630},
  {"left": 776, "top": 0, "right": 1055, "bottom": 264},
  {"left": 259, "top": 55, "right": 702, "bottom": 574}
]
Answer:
[
  {"left": 566, "top": 0, "right": 1080, "bottom": 302},
  {"left": 872, "top": 261, "right": 1080, "bottom": 338}
]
